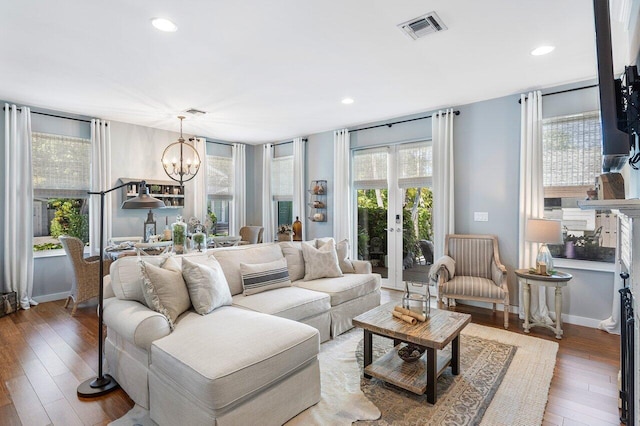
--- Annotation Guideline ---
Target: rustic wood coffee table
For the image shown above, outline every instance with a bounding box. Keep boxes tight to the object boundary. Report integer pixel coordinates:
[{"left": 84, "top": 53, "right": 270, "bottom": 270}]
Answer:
[{"left": 353, "top": 302, "right": 471, "bottom": 404}]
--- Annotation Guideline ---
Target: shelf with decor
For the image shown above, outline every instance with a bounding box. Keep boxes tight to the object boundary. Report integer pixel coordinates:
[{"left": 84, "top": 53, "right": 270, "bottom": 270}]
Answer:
[
  {"left": 308, "top": 179, "right": 327, "bottom": 222},
  {"left": 118, "top": 178, "right": 184, "bottom": 208}
]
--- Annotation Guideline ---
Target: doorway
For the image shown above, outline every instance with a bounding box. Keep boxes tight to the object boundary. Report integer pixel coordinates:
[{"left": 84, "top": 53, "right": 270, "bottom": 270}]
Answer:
[{"left": 353, "top": 142, "right": 433, "bottom": 290}]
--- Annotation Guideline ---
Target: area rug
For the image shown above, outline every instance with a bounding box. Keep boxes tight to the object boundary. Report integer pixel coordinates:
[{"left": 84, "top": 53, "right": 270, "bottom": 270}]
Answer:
[
  {"left": 111, "top": 323, "right": 557, "bottom": 426},
  {"left": 356, "top": 323, "right": 558, "bottom": 426}
]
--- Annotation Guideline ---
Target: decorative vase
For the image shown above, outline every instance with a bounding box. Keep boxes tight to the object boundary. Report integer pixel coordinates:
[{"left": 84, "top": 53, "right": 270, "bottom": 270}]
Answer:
[
  {"left": 293, "top": 217, "right": 302, "bottom": 241},
  {"left": 172, "top": 216, "right": 187, "bottom": 254},
  {"left": 278, "top": 233, "right": 293, "bottom": 242}
]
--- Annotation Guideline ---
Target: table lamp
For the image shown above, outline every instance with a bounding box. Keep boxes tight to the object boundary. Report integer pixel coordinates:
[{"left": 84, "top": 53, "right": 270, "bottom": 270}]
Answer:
[{"left": 525, "top": 218, "right": 563, "bottom": 274}]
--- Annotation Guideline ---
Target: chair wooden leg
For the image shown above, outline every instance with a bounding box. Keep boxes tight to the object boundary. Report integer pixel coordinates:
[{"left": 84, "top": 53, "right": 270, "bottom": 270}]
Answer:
[
  {"left": 63, "top": 296, "right": 71, "bottom": 309},
  {"left": 504, "top": 305, "right": 509, "bottom": 329},
  {"left": 492, "top": 303, "right": 496, "bottom": 312},
  {"left": 438, "top": 296, "right": 443, "bottom": 310},
  {"left": 71, "top": 302, "right": 78, "bottom": 316}
]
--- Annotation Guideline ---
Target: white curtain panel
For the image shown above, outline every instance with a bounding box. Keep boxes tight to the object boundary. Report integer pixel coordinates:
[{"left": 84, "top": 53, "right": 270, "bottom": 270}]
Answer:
[
  {"left": 231, "top": 143, "right": 246, "bottom": 235},
  {"left": 333, "top": 129, "right": 351, "bottom": 243},
  {"left": 262, "top": 144, "right": 274, "bottom": 242},
  {"left": 190, "top": 138, "right": 207, "bottom": 225},
  {"left": 89, "top": 119, "right": 112, "bottom": 256},
  {"left": 4, "top": 104, "right": 35, "bottom": 309},
  {"left": 292, "top": 137, "right": 306, "bottom": 240},
  {"left": 518, "top": 91, "right": 552, "bottom": 323},
  {"left": 432, "top": 109, "right": 455, "bottom": 260}
]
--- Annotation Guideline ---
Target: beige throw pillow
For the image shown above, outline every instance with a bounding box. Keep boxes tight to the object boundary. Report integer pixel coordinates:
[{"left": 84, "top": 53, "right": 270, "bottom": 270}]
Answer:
[
  {"left": 181, "top": 257, "right": 232, "bottom": 315},
  {"left": 302, "top": 240, "right": 343, "bottom": 281},
  {"left": 279, "top": 241, "right": 305, "bottom": 281},
  {"left": 317, "top": 238, "right": 355, "bottom": 273},
  {"left": 139, "top": 257, "right": 191, "bottom": 330},
  {"left": 240, "top": 258, "right": 292, "bottom": 296}
]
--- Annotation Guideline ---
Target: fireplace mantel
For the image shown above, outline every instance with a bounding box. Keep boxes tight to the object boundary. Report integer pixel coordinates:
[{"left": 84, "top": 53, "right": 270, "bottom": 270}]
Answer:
[{"left": 577, "top": 199, "right": 640, "bottom": 216}]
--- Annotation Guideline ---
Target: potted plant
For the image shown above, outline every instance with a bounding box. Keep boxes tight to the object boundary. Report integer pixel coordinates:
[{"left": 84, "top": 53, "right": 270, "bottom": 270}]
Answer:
[{"left": 191, "top": 225, "right": 207, "bottom": 252}]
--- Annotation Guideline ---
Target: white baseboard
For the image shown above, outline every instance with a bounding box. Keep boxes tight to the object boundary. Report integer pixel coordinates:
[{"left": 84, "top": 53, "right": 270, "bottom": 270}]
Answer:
[
  {"left": 455, "top": 300, "right": 601, "bottom": 329},
  {"left": 32, "top": 292, "right": 68, "bottom": 303}
]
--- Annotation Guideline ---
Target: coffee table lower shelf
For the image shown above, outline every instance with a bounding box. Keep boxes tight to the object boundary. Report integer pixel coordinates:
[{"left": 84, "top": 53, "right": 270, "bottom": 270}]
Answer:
[{"left": 365, "top": 345, "right": 452, "bottom": 395}]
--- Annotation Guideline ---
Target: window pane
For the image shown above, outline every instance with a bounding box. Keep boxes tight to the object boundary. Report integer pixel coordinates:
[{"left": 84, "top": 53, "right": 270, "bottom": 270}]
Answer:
[
  {"left": 32, "top": 132, "right": 91, "bottom": 251},
  {"left": 32, "top": 132, "right": 91, "bottom": 198},
  {"left": 272, "top": 156, "right": 293, "bottom": 197},
  {"left": 207, "top": 155, "right": 233, "bottom": 198},
  {"left": 397, "top": 142, "right": 432, "bottom": 188},
  {"left": 542, "top": 111, "right": 614, "bottom": 263},
  {"left": 277, "top": 201, "right": 293, "bottom": 226},
  {"left": 208, "top": 198, "right": 230, "bottom": 235},
  {"left": 542, "top": 112, "right": 601, "bottom": 187},
  {"left": 353, "top": 147, "right": 388, "bottom": 189}
]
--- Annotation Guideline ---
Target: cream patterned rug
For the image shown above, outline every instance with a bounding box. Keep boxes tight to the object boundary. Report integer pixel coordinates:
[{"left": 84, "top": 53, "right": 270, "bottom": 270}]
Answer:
[
  {"left": 356, "top": 323, "right": 558, "bottom": 426},
  {"left": 111, "top": 323, "right": 557, "bottom": 426}
]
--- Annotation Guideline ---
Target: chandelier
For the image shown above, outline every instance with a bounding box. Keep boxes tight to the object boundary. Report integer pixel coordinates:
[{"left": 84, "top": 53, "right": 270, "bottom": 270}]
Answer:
[{"left": 161, "top": 116, "right": 201, "bottom": 186}]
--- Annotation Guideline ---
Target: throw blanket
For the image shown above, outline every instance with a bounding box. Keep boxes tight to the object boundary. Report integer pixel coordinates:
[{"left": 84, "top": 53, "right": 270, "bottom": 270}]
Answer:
[{"left": 429, "top": 255, "right": 455, "bottom": 283}]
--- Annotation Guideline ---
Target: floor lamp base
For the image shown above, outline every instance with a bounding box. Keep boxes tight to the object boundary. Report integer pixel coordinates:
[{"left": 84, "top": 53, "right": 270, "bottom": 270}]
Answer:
[{"left": 77, "top": 374, "right": 119, "bottom": 397}]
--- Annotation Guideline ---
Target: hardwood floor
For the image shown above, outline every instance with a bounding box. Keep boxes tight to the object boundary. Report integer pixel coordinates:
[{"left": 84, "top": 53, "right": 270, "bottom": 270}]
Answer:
[{"left": 0, "top": 289, "right": 622, "bottom": 425}]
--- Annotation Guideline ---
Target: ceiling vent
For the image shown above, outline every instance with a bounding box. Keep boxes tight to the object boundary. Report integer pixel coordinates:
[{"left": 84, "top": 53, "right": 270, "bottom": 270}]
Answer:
[
  {"left": 185, "top": 108, "right": 207, "bottom": 116},
  {"left": 397, "top": 12, "right": 447, "bottom": 40}
]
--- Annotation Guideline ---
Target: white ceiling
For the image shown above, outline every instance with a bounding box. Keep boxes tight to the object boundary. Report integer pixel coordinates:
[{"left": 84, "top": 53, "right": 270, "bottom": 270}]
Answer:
[{"left": 0, "top": 0, "right": 631, "bottom": 144}]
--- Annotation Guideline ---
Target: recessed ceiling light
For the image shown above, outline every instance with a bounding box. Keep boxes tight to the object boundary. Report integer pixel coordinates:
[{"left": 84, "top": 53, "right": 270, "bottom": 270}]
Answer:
[
  {"left": 342, "top": 98, "right": 354, "bottom": 105},
  {"left": 151, "top": 18, "right": 178, "bottom": 32},
  {"left": 531, "top": 46, "right": 555, "bottom": 56}
]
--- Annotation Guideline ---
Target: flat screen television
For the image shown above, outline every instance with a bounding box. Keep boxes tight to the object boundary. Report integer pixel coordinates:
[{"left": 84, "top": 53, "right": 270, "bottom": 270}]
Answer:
[{"left": 593, "top": 0, "right": 630, "bottom": 172}]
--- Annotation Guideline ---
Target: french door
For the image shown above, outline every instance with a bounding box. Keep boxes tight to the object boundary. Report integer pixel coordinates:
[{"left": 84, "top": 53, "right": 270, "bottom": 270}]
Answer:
[{"left": 353, "top": 142, "right": 432, "bottom": 290}]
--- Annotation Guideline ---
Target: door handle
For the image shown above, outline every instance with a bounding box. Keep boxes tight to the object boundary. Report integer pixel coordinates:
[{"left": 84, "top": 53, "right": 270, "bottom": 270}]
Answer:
[
  {"left": 387, "top": 228, "right": 394, "bottom": 232},
  {"left": 396, "top": 228, "right": 402, "bottom": 232}
]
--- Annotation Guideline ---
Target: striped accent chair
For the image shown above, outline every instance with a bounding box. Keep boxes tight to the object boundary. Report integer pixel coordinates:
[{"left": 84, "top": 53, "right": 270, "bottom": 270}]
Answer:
[{"left": 437, "top": 234, "right": 509, "bottom": 328}]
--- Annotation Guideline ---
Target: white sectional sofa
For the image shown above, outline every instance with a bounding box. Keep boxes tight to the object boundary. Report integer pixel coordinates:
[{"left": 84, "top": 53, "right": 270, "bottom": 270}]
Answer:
[{"left": 102, "top": 240, "right": 381, "bottom": 425}]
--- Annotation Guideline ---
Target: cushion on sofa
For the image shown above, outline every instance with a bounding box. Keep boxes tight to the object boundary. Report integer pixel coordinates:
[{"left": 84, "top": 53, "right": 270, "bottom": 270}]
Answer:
[
  {"left": 232, "top": 286, "right": 330, "bottom": 321},
  {"left": 240, "top": 258, "right": 292, "bottom": 296},
  {"left": 110, "top": 255, "right": 173, "bottom": 303},
  {"left": 210, "top": 244, "right": 285, "bottom": 296},
  {"left": 279, "top": 241, "right": 305, "bottom": 281},
  {"left": 182, "top": 257, "right": 232, "bottom": 314},
  {"left": 440, "top": 276, "right": 507, "bottom": 299},
  {"left": 139, "top": 257, "right": 191, "bottom": 330},
  {"left": 301, "top": 241, "right": 342, "bottom": 281},
  {"left": 316, "top": 238, "right": 355, "bottom": 274},
  {"left": 294, "top": 273, "right": 381, "bottom": 306},
  {"left": 150, "top": 307, "right": 319, "bottom": 411}
]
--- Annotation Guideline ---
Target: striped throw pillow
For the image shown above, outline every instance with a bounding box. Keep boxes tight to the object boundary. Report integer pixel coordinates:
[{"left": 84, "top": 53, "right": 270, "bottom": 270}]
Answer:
[{"left": 240, "top": 258, "right": 292, "bottom": 296}]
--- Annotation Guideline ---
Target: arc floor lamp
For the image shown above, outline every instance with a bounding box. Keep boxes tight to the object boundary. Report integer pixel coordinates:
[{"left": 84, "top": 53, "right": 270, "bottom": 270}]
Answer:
[{"left": 78, "top": 180, "right": 165, "bottom": 397}]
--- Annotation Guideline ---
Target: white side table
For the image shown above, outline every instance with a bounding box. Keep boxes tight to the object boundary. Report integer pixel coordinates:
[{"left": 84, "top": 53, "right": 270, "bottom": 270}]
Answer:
[{"left": 515, "top": 269, "right": 572, "bottom": 339}]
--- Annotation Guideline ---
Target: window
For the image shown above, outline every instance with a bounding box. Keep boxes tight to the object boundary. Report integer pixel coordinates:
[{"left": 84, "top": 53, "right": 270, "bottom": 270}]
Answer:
[
  {"left": 542, "top": 112, "right": 614, "bottom": 262},
  {"left": 32, "top": 132, "right": 91, "bottom": 251},
  {"left": 206, "top": 153, "right": 233, "bottom": 235},
  {"left": 271, "top": 155, "right": 294, "bottom": 229}
]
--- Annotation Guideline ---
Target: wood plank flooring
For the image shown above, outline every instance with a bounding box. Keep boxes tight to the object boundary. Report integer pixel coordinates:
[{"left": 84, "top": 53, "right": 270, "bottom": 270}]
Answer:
[{"left": 0, "top": 289, "right": 622, "bottom": 425}]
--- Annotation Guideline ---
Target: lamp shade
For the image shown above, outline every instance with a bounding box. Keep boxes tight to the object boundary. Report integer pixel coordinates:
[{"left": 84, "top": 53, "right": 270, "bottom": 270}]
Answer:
[
  {"left": 525, "top": 219, "right": 563, "bottom": 244},
  {"left": 121, "top": 181, "right": 165, "bottom": 209}
]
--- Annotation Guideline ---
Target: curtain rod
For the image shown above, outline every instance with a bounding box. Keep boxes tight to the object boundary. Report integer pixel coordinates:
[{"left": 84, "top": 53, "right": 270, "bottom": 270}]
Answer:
[
  {"left": 204, "top": 140, "right": 236, "bottom": 147},
  {"left": 263, "top": 138, "right": 308, "bottom": 148},
  {"left": 518, "top": 84, "right": 598, "bottom": 103},
  {"left": 2, "top": 106, "right": 95, "bottom": 124},
  {"left": 347, "top": 110, "right": 461, "bottom": 133}
]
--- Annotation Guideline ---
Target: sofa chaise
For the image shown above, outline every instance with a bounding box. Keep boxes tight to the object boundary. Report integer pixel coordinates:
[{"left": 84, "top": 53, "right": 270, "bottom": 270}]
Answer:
[{"left": 102, "top": 239, "right": 380, "bottom": 425}]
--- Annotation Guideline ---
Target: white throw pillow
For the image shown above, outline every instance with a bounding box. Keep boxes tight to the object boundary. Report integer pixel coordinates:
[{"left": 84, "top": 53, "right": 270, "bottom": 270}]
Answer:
[
  {"left": 302, "top": 240, "right": 343, "bottom": 281},
  {"left": 181, "top": 257, "right": 232, "bottom": 315},
  {"left": 139, "top": 257, "right": 191, "bottom": 330},
  {"left": 317, "top": 238, "right": 355, "bottom": 274},
  {"left": 240, "top": 258, "right": 292, "bottom": 296}
]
